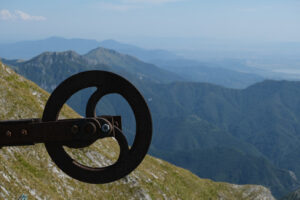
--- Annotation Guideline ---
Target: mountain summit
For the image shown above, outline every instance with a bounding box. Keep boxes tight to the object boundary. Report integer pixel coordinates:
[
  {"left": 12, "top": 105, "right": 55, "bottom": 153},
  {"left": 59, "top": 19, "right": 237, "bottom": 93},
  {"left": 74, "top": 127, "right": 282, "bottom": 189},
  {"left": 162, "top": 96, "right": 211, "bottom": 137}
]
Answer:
[{"left": 85, "top": 47, "right": 183, "bottom": 83}]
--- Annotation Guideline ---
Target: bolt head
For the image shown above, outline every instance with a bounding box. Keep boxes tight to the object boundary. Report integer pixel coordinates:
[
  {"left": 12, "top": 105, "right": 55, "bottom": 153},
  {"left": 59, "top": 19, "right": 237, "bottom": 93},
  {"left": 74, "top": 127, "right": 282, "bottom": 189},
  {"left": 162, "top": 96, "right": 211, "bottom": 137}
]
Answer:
[{"left": 101, "top": 124, "right": 110, "bottom": 133}]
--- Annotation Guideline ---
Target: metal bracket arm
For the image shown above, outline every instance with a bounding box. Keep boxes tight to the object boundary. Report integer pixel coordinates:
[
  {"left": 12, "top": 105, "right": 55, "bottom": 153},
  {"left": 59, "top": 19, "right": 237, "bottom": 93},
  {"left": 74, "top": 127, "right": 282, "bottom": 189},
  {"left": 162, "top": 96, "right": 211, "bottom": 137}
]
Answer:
[{"left": 0, "top": 116, "right": 121, "bottom": 147}]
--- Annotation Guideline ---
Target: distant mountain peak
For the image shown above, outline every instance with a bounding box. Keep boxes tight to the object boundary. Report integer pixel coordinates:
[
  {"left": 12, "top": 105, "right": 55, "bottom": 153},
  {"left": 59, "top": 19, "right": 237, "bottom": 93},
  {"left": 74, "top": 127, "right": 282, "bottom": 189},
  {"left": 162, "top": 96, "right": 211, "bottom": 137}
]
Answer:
[
  {"left": 85, "top": 46, "right": 143, "bottom": 65},
  {"left": 100, "top": 39, "right": 137, "bottom": 50},
  {"left": 44, "top": 36, "right": 66, "bottom": 41},
  {"left": 44, "top": 36, "right": 99, "bottom": 43},
  {"left": 101, "top": 39, "right": 119, "bottom": 44},
  {"left": 87, "top": 46, "right": 119, "bottom": 55},
  {"left": 33, "top": 50, "right": 81, "bottom": 59},
  {"left": 25, "top": 50, "right": 88, "bottom": 67},
  {"left": 98, "top": 39, "right": 183, "bottom": 62},
  {"left": 0, "top": 37, "right": 101, "bottom": 59}
]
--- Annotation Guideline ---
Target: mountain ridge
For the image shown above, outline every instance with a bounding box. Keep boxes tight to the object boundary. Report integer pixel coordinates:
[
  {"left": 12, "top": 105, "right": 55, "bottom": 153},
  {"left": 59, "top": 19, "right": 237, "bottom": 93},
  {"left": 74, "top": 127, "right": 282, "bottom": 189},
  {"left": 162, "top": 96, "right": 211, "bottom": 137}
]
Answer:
[
  {"left": 84, "top": 46, "right": 184, "bottom": 83},
  {"left": 0, "top": 37, "right": 264, "bottom": 88},
  {"left": 3, "top": 47, "right": 184, "bottom": 89}
]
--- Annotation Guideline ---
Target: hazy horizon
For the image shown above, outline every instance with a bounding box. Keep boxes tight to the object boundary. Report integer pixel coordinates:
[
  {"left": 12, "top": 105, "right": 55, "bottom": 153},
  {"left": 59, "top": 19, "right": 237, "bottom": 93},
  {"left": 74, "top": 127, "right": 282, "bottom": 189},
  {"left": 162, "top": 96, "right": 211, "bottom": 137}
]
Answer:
[{"left": 1, "top": 0, "right": 300, "bottom": 47}]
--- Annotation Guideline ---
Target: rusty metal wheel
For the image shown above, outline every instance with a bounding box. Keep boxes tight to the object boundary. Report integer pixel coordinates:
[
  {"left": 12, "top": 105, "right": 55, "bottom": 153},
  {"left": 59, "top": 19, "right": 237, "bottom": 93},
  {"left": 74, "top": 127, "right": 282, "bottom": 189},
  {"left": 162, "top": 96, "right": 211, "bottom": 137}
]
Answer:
[{"left": 42, "top": 71, "right": 152, "bottom": 183}]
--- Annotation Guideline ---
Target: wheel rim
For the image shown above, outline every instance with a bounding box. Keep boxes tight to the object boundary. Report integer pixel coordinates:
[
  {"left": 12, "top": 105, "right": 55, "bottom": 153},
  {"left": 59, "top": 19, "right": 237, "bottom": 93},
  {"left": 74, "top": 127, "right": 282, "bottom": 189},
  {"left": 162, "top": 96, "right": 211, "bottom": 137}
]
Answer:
[{"left": 43, "top": 70, "right": 152, "bottom": 183}]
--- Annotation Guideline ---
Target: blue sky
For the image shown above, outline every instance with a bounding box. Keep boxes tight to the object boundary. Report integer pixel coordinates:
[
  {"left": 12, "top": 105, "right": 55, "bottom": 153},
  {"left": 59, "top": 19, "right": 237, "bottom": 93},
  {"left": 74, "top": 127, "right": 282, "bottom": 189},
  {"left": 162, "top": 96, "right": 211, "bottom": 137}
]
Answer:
[{"left": 1, "top": 0, "right": 300, "bottom": 47}]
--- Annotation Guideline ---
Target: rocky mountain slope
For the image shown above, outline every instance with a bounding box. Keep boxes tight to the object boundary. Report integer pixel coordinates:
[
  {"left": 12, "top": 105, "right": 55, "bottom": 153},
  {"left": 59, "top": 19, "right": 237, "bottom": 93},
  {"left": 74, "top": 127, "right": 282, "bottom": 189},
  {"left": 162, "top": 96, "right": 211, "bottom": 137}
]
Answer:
[{"left": 0, "top": 61, "right": 276, "bottom": 199}]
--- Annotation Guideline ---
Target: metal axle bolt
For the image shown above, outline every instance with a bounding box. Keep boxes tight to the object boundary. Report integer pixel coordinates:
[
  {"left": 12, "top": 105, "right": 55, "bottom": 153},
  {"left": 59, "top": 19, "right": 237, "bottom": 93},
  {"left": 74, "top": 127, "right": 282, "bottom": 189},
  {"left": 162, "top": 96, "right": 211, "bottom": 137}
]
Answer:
[{"left": 101, "top": 124, "right": 110, "bottom": 133}]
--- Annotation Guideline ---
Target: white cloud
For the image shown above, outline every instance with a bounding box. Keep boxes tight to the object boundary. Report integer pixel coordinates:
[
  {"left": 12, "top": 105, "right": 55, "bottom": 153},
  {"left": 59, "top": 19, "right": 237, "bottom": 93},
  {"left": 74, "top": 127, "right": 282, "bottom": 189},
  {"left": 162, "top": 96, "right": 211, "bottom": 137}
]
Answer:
[
  {"left": 15, "top": 10, "right": 46, "bottom": 21},
  {"left": 0, "top": 9, "right": 46, "bottom": 21},
  {"left": 0, "top": 9, "right": 16, "bottom": 20}
]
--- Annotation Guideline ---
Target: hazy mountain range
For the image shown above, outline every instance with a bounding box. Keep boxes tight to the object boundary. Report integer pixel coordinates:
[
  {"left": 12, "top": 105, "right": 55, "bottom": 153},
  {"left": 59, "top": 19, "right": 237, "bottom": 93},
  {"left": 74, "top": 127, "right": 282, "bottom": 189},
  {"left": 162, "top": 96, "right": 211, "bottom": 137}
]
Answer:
[{"left": 0, "top": 37, "right": 264, "bottom": 89}]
